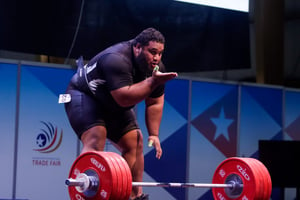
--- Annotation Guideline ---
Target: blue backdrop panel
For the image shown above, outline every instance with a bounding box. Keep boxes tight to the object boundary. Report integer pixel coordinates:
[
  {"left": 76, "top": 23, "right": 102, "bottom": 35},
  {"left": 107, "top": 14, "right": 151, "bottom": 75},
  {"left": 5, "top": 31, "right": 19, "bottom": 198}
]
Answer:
[
  {"left": 188, "top": 125, "right": 224, "bottom": 200},
  {"left": 191, "top": 81, "right": 239, "bottom": 158},
  {"left": 0, "top": 63, "right": 18, "bottom": 198},
  {"left": 16, "top": 64, "right": 77, "bottom": 200},
  {"left": 137, "top": 79, "right": 189, "bottom": 199},
  {"left": 239, "top": 85, "right": 283, "bottom": 158},
  {"left": 284, "top": 89, "right": 300, "bottom": 140},
  {"left": 189, "top": 81, "right": 238, "bottom": 199},
  {"left": 2, "top": 58, "right": 300, "bottom": 200}
]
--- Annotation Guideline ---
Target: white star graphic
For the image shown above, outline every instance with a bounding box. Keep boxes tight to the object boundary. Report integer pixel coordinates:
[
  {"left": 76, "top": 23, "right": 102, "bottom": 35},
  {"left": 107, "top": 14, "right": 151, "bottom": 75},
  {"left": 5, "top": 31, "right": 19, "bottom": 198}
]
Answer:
[
  {"left": 36, "top": 135, "right": 45, "bottom": 146},
  {"left": 210, "top": 107, "right": 234, "bottom": 141}
]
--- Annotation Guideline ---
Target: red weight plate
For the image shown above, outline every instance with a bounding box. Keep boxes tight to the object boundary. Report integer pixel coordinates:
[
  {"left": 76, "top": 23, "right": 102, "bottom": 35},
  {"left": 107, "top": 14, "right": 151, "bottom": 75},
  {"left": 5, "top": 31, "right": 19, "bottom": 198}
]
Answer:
[
  {"left": 253, "top": 159, "right": 269, "bottom": 200},
  {"left": 240, "top": 158, "right": 264, "bottom": 200},
  {"left": 260, "top": 162, "right": 272, "bottom": 199},
  {"left": 251, "top": 158, "right": 272, "bottom": 199},
  {"left": 68, "top": 151, "right": 113, "bottom": 200},
  {"left": 106, "top": 152, "right": 125, "bottom": 200},
  {"left": 258, "top": 159, "right": 272, "bottom": 199},
  {"left": 251, "top": 158, "right": 271, "bottom": 200},
  {"left": 114, "top": 153, "right": 132, "bottom": 200},
  {"left": 109, "top": 152, "right": 132, "bottom": 200},
  {"left": 212, "top": 157, "right": 259, "bottom": 200},
  {"left": 242, "top": 158, "right": 264, "bottom": 199},
  {"left": 102, "top": 152, "right": 120, "bottom": 200}
]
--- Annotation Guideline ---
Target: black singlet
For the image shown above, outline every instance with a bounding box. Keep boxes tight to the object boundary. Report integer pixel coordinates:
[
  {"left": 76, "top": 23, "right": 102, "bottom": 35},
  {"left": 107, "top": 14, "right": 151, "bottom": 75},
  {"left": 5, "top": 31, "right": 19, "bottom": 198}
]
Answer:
[{"left": 65, "top": 40, "right": 165, "bottom": 143}]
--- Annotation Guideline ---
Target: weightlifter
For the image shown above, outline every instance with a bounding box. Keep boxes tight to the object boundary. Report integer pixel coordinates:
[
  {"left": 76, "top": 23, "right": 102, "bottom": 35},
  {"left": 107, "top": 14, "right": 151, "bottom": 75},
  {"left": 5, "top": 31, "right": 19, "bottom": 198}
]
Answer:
[{"left": 64, "top": 27, "right": 177, "bottom": 200}]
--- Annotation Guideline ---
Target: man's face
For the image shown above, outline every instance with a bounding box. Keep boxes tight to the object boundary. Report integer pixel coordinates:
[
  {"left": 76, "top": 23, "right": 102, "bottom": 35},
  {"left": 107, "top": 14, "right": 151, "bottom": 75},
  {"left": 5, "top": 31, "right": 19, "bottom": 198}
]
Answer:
[{"left": 135, "top": 41, "right": 164, "bottom": 74}]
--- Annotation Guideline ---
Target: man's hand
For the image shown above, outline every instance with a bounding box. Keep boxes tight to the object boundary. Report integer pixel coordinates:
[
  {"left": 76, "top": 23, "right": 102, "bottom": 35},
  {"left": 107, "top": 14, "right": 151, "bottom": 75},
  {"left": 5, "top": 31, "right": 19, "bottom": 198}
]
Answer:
[
  {"left": 152, "top": 66, "right": 178, "bottom": 85},
  {"left": 148, "top": 136, "right": 162, "bottom": 159}
]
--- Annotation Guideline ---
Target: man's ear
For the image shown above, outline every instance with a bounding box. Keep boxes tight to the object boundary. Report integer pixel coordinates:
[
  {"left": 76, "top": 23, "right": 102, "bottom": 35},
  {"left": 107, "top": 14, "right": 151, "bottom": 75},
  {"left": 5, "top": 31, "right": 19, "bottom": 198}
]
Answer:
[{"left": 135, "top": 43, "right": 142, "bottom": 54}]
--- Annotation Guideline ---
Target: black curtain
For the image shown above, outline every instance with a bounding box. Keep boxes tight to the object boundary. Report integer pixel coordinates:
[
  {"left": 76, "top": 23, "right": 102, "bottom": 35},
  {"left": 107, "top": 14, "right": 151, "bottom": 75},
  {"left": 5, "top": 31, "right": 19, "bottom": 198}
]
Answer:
[{"left": 0, "top": 0, "right": 250, "bottom": 72}]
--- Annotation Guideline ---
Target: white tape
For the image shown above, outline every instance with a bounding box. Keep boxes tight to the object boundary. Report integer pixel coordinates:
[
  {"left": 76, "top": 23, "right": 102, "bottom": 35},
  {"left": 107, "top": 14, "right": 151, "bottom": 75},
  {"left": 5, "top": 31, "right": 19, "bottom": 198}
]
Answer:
[
  {"left": 148, "top": 140, "right": 153, "bottom": 147},
  {"left": 58, "top": 94, "right": 71, "bottom": 104}
]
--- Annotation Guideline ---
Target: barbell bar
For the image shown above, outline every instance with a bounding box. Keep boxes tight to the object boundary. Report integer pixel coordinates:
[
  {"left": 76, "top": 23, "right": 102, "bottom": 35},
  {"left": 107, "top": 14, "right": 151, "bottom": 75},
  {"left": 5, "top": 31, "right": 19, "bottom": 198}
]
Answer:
[
  {"left": 66, "top": 179, "right": 236, "bottom": 188},
  {"left": 66, "top": 151, "right": 272, "bottom": 200},
  {"left": 133, "top": 182, "right": 237, "bottom": 188}
]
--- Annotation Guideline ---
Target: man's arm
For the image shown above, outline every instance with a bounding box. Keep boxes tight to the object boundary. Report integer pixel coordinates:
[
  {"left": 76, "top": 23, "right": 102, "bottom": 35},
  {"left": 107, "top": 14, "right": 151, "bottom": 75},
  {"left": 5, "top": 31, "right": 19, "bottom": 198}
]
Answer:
[
  {"left": 111, "top": 77, "right": 158, "bottom": 107},
  {"left": 111, "top": 71, "right": 177, "bottom": 107},
  {"left": 145, "top": 95, "right": 164, "bottom": 159},
  {"left": 145, "top": 95, "right": 164, "bottom": 137}
]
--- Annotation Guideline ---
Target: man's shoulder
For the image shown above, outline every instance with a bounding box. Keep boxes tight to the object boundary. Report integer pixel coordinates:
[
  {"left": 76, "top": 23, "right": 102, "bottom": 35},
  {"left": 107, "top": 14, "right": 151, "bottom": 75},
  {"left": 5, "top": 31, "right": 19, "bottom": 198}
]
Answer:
[
  {"left": 95, "top": 41, "right": 132, "bottom": 62},
  {"left": 105, "top": 40, "right": 132, "bottom": 55}
]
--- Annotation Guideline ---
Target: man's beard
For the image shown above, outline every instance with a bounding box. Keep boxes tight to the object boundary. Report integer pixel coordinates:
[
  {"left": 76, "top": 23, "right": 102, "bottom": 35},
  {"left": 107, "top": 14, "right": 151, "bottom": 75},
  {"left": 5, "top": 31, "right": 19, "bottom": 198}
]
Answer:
[{"left": 136, "top": 55, "right": 152, "bottom": 77}]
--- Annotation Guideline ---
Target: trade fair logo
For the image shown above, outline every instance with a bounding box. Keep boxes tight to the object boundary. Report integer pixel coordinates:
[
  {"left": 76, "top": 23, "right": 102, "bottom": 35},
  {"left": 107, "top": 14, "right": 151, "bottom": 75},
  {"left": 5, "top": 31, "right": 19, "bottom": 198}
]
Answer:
[{"left": 33, "top": 121, "right": 63, "bottom": 153}]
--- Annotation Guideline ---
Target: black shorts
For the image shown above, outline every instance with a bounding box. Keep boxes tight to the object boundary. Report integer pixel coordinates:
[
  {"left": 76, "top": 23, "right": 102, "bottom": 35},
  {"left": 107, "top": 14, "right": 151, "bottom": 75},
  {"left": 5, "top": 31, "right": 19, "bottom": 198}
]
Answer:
[{"left": 64, "top": 85, "right": 139, "bottom": 143}]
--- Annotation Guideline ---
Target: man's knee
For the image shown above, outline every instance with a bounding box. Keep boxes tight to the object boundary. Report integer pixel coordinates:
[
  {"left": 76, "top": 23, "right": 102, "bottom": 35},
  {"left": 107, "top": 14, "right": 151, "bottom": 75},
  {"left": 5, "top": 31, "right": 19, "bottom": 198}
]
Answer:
[
  {"left": 118, "top": 129, "right": 144, "bottom": 153},
  {"left": 81, "top": 126, "right": 107, "bottom": 151}
]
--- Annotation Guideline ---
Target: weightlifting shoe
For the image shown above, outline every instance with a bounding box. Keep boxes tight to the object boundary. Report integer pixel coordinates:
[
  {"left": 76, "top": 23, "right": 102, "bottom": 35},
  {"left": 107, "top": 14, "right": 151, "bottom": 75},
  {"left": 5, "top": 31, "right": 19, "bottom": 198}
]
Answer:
[{"left": 132, "top": 193, "right": 149, "bottom": 200}]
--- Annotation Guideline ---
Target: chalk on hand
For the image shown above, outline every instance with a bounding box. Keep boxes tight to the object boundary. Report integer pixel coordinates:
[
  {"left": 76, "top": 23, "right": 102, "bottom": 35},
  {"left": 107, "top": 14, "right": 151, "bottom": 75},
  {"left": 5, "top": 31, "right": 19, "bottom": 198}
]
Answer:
[
  {"left": 148, "top": 140, "right": 153, "bottom": 147},
  {"left": 153, "top": 65, "right": 159, "bottom": 72}
]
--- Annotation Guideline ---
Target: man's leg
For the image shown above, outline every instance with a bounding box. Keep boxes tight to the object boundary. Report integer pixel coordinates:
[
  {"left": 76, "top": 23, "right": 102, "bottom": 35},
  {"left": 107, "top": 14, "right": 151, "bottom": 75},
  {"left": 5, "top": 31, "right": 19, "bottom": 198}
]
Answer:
[
  {"left": 118, "top": 129, "right": 145, "bottom": 199},
  {"left": 80, "top": 125, "right": 107, "bottom": 154}
]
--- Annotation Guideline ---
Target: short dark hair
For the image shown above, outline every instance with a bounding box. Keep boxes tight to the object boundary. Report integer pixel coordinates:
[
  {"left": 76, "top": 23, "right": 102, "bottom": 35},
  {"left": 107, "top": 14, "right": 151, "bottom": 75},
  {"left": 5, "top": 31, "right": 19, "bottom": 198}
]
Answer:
[{"left": 133, "top": 27, "right": 165, "bottom": 47}]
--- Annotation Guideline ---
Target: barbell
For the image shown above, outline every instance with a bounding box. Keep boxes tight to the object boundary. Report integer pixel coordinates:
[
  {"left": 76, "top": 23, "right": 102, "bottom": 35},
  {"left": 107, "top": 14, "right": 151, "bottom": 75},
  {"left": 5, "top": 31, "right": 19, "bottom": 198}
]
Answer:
[{"left": 65, "top": 151, "right": 272, "bottom": 200}]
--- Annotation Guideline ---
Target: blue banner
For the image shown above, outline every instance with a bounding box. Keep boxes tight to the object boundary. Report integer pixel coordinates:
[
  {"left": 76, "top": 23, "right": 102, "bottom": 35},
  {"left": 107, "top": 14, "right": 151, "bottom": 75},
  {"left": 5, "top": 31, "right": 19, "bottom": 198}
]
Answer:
[{"left": 0, "top": 63, "right": 18, "bottom": 198}]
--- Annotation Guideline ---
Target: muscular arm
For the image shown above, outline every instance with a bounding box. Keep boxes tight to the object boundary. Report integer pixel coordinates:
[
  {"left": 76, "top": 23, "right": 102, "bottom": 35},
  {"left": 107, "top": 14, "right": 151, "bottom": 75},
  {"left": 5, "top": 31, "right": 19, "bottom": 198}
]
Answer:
[
  {"left": 110, "top": 76, "right": 158, "bottom": 107},
  {"left": 145, "top": 95, "right": 164, "bottom": 159},
  {"left": 110, "top": 71, "right": 177, "bottom": 107},
  {"left": 145, "top": 95, "right": 164, "bottom": 137}
]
